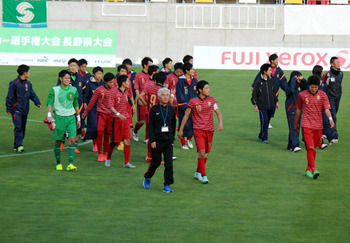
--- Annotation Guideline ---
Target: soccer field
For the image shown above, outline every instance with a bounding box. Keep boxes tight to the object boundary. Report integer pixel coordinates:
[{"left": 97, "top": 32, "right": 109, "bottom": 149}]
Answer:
[{"left": 0, "top": 66, "right": 349, "bottom": 242}]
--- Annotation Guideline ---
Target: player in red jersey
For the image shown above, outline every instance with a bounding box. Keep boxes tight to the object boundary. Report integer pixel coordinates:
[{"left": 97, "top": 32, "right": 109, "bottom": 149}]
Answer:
[
  {"left": 139, "top": 72, "right": 168, "bottom": 162},
  {"left": 106, "top": 75, "right": 136, "bottom": 168},
  {"left": 183, "top": 55, "right": 199, "bottom": 81},
  {"left": 178, "top": 80, "right": 223, "bottom": 184},
  {"left": 82, "top": 73, "right": 115, "bottom": 162},
  {"left": 165, "top": 62, "right": 183, "bottom": 117},
  {"left": 133, "top": 57, "right": 153, "bottom": 142},
  {"left": 295, "top": 75, "right": 334, "bottom": 179}
]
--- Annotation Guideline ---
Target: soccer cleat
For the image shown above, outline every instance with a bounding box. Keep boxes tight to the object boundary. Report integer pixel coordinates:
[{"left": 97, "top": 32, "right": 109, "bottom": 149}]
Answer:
[
  {"left": 92, "top": 144, "right": 98, "bottom": 152},
  {"left": 322, "top": 135, "right": 327, "bottom": 139},
  {"left": 17, "top": 146, "right": 24, "bottom": 153},
  {"left": 105, "top": 159, "right": 111, "bottom": 167},
  {"left": 320, "top": 144, "right": 328, "bottom": 150},
  {"left": 144, "top": 139, "right": 149, "bottom": 144},
  {"left": 98, "top": 154, "right": 105, "bottom": 162},
  {"left": 329, "top": 139, "right": 338, "bottom": 146},
  {"left": 117, "top": 142, "right": 124, "bottom": 151},
  {"left": 194, "top": 172, "right": 203, "bottom": 181},
  {"left": 172, "top": 156, "right": 177, "bottom": 161},
  {"left": 132, "top": 131, "right": 139, "bottom": 142},
  {"left": 66, "top": 164, "right": 77, "bottom": 171},
  {"left": 268, "top": 123, "right": 273, "bottom": 129},
  {"left": 262, "top": 140, "right": 268, "bottom": 144},
  {"left": 202, "top": 176, "right": 209, "bottom": 184},
  {"left": 60, "top": 143, "right": 64, "bottom": 151},
  {"left": 75, "top": 148, "right": 80, "bottom": 154},
  {"left": 103, "top": 154, "right": 107, "bottom": 161},
  {"left": 257, "top": 137, "right": 262, "bottom": 142},
  {"left": 145, "top": 156, "right": 152, "bottom": 163},
  {"left": 187, "top": 139, "right": 194, "bottom": 149},
  {"left": 123, "top": 162, "right": 136, "bottom": 168},
  {"left": 163, "top": 185, "right": 173, "bottom": 193},
  {"left": 56, "top": 164, "right": 63, "bottom": 171},
  {"left": 305, "top": 170, "right": 313, "bottom": 178},
  {"left": 313, "top": 170, "right": 320, "bottom": 179},
  {"left": 181, "top": 145, "right": 189, "bottom": 150},
  {"left": 292, "top": 147, "right": 301, "bottom": 153},
  {"left": 143, "top": 178, "right": 151, "bottom": 189}
]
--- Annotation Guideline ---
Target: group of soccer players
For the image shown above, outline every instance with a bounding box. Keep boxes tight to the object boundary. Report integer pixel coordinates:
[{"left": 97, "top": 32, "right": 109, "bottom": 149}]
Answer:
[{"left": 251, "top": 54, "right": 343, "bottom": 180}]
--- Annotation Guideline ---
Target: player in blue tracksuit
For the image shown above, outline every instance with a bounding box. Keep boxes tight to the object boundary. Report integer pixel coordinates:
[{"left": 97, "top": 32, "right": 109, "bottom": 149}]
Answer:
[
  {"left": 5, "top": 65, "right": 41, "bottom": 152},
  {"left": 176, "top": 63, "right": 198, "bottom": 149},
  {"left": 83, "top": 67, "right": 104, "bottom": 144},
  {"left": 77, "top": 58, "right": 92, "bottom": 132},
  {"left": 252, "top": 54, "right": 287, "bottom": 128},
  {"left": 122, "top": 58, "right": 137, "bottom": 101},
  {"left": 285, "top": 71, "right": 307, "bottom": 152}
]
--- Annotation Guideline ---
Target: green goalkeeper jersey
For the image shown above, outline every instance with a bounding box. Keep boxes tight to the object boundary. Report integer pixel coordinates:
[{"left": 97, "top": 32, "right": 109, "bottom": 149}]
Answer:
[{"left": 47, "top": 85, "right": 79, "bottom": 116}]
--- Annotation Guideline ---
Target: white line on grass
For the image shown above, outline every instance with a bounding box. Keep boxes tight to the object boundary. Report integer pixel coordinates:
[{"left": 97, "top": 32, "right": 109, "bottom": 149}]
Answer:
[
  {"left": 0, "top": 140, "right": 92, "bottom": 158},
  {"left": 0, "top": 116, "right": 43, "bottom": 123}
]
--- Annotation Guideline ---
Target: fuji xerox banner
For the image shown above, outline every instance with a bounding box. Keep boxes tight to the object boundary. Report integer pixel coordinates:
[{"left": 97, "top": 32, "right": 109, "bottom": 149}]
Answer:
[
  {"left": 3, "top": 0, "right": 47, "bottom": 28},
  {"left": 0, "top": 28, "right": 117, "bottom": 67},
  {"left": 194, "top": 46, "right": 350, "bottom": 71}
]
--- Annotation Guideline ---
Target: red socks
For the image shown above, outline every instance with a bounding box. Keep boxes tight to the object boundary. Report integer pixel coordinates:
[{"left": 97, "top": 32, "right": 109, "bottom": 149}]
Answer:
[
  {"left": 181, "top": 138, "right": 186, "bottom": 146},
  {"left": 306, "top": 148, "right": 316, "bottom": 172},
  {"left": 96, "top": 132, "right": 103, "bottom": 154},
  {"left": 133, "top": 122, "right": 143, "bottom": 134},
  {"left": 197, "top": 158, "right": 206, "bottom": 176},
  {"left": 102, "top": 134, "right": 110, "bottom": 155},
  {"left": 124, "top": 145, "right": 130, "bottom": 164}
]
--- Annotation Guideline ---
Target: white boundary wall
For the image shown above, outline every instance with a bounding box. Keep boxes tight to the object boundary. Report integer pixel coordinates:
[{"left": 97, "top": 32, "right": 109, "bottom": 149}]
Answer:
[{"left": 0, "top": 2, "right": 349, "bottom": 66}]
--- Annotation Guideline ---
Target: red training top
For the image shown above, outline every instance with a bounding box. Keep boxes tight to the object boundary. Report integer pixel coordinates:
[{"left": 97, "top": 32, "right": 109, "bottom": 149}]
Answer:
[
  {"left": 144, "top": 84, "right": 163, "bottom": 110},
  {"left": 295, "top": 89, "right": 330, "bottom": 130},
  {"left": 84, "top": 85, "right": 112, "bottom": 115},
  {"left": 187, "top": 96, "right": 218, "bottom": 132},
  {"left": 134, "top": 71, "right": 151, "bottom": 93},
  {"left": 108, "top": 88, "right": 130, "bottom": 118}
]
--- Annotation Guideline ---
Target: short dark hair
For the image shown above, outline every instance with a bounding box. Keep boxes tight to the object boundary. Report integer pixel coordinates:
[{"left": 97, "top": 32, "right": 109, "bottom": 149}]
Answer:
[
  {"left": 104, "top": 72, "right": 115, "bottom": 82},
  {"left": 148, "top": 65, "right": 159, "bottom": 76},
  {"left": 330, "top": 56, "right": 338, "bottom": 65},
  {"left": 162, "top": 58, "right": 172, "bottom": 68},
  {"left": 153, "top": 72, "right": 167, "bottom": 85},
  {"left": 197, "top": 80, "right": 209, "bottom": 93},
  {"left": 78, "top": 59, "right": 87, "bottom": 66},
  {"left": 141, "top": 57, "right": 153, "bottom": 68},
  {"left": 17, "top": 64, "right": 30, "bottom": 76},
  {"left": 183, "top": 63, "right": 193, "bottom": 74},
  {"left": 183, "top": 55, "right": 193, "bottom": 64},
  {"left": 58, "top": 70, "right": 70, "bottom": 78},
  {"left": 288, "top": 71, "right": 302, "bottom": 86},
  {"left": 312, "top": 65, "right": 323, "bottom": 77},
  {"left": 260, "top": 63, "right": 271, "bottom": 74},
  {"left": 92, "top": 66, "right": 103, "bottom": 75},
  {"left": 117, "top": 75, "right": 128, "bottom": 87},
  {"left": 122, "top": 58, "right": 132, "bottom": 66},
  {"left": 269, "top": 54, "right": 278, "bottom": 63},
  {"left": 308, "top": 75, "right": 320, "bottom": 86},
  {"left": 174, "top": 62, "right": 183, "bottom": 71},
  {"left": 117, "top": 64, "right": 128, "bottom": 73},
  {"left": 68, "top": 58, "right": 78, "bottom": 65}
]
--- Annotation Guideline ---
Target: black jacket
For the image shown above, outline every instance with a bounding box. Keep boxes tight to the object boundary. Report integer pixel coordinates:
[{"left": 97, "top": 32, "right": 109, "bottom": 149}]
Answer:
[
  {"left": 251, "top": 75, "right": 278, "bottom": 109},
  {"left": 322, "top": 67, "right": 343, "bottom": 100},
  {"left": 148, "top": 103, "right": 176, "bottom": 143}
]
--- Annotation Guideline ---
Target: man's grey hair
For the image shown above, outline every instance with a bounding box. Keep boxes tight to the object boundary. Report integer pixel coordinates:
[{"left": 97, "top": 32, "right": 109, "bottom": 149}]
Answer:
[{"left": 157, "top": 87, "right": 170, "bottom": 97}]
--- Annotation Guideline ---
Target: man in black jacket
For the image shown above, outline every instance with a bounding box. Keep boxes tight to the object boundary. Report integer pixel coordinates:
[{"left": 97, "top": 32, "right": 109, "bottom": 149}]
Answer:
[
  {"left": 251, "top": 64, "right": 279, "bottom": 144},
  {"left": 143, "top": 88, "right": 176, "bottom": 193}
]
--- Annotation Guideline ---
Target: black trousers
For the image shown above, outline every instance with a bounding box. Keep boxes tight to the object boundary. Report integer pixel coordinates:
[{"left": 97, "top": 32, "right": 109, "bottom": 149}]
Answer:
[{"left": 144, "top": 139, "right": 174, "bottom": 186}]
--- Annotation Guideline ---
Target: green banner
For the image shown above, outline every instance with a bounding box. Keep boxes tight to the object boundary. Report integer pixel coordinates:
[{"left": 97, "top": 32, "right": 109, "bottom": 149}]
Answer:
[
  {"left": 0, "top": 28, "right": 117, "bottom": 55},
  {"left": 3, "top": 0, "right": 47, "bottom": 28}
]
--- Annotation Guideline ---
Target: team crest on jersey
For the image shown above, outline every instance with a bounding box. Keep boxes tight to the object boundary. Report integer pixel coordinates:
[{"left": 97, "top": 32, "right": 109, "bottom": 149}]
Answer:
[
  {"left": 79, "top": 82, "right": 82, "bottom": 87},
  {"left": 277, "top": 74, "right": 280, "bottom": 78},
  {"left": 194, "top": 86, "right": 196, "bottom": 90},
  {"left": 208, "top": 102, "right": 212, "bottom": 106},
  {"left": 317, "top": 95, "right": 320, "bottom": 100},
  {"left": 25, "top": 83, "right": 28, "bottom": 91},
  {"left": 67, "top": 92, "right": 74, "bottom": 100}
]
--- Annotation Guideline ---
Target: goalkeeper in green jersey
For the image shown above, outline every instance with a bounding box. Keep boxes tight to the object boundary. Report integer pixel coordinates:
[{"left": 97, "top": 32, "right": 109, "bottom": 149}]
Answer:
[{"left": 46, "top": 70, "right": 81, "bottom": 171}]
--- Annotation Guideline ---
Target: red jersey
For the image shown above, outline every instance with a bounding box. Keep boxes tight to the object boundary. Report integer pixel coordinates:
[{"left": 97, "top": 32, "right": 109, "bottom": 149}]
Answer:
[
  {"left": 114, "top": 78, "right": 133, "bottom": 98},
  {"left": 84, "top": 85, "right": 112, "bottom": 115},
  {"left": 295, "top": 90, "right": 330, "bottom": 130},
  {"left": 108, "top": 88, "right": 130, "bottom": 118},
  {"left": 165, "top": 73, "right": 179, "bottom": 92},
  {"left": 144, "top": 84, "right": 163, "bottom": 110},
  {"left": 134, "top": 71, "right": 151, "bottom": 93},
  {"left": 188, "top": 96, "right": 218, "bottom": 132}
]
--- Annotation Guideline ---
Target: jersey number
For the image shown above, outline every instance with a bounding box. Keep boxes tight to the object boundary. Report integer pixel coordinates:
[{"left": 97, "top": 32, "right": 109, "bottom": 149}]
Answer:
[{"left": 150, "top": 94, "right": 157, "bottom": 107}]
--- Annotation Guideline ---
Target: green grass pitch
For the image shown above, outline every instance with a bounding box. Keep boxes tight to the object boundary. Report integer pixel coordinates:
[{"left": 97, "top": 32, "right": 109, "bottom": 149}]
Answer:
[{"left": 0, "top": 66, "right": 349, "bottom": 242}]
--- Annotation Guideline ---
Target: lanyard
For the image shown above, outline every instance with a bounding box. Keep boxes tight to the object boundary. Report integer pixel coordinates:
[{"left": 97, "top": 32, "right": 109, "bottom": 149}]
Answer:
[{"left": 159, "top": 103, "right": 168, "bottom": 126}]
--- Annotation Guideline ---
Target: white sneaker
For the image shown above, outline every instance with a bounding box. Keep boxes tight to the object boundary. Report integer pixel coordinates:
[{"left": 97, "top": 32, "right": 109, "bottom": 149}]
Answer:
[
  {"left": 123, "top": 162, "right": 136, "bottom": 168},
  {"left": 292, "top": 147, "right": 301, "bottom": 153},
  {"left": 268, "top": 123, "right": 273, "bottom": 129},
  {"left": 132, "top": 132, "right": 139, "bottom": 142},
  {"left": 181, "top": 145, "right": 189, "bottom": 150},
  {"left": 143, "top": 139, "right": 149, "bottom": 144},
  {"left": 187, "top": 139, "right": 194, "bottom": 149},
  {"left": 320, "top": 144, "right": 328, "bottom": 150},
  {"left": 329, "top": 139, "right": 339, "bottom": 146},
  {"left": 322, "top": 135, "right": 327, "bottom": 139},
  {"left": 172, "top": 156, "right": 177, "bottom": 160},
  {"left": 105, "top": 159, "right": 111, "bottom": 167}
]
